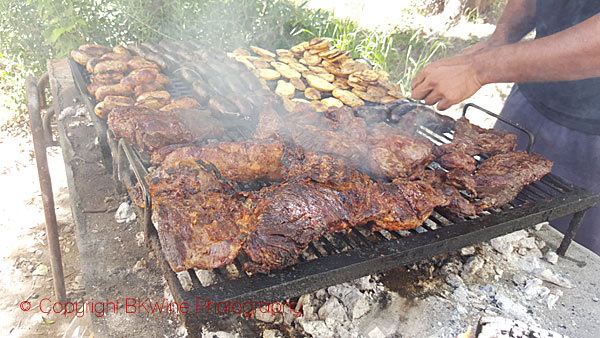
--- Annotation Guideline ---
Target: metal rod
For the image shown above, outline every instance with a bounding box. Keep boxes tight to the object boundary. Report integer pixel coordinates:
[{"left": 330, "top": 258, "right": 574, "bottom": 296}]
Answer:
[
  {"left": 557, "top": 209, "right": 587, "bottom": 256},
  {"left": 463, "top": 103, "right": 535, "bottom": 153},
  {"left": 26, "top": 76, "right": 67, "bottom": 303}
]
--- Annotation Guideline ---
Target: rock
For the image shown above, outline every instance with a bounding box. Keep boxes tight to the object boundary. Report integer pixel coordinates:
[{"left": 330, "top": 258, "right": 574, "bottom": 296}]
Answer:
[
  {"left": 315, "top": 288, "right": 328, "bottom": 300},
  {"left": 460, "top": 246, "right": 476, "bottom": 256},
  {"left": 536, "top": 239, "right": 546, "bottom": 249},
  {"left": 462, "top": 256, "right": 484, "bottom": 275},
  {"left": 33, "top": 264, "right": 49, "bottom": 276},
  {"left": 446, "top": 273, "right": 465, "bottom": 288},
  {"left": 340, "top": 289, "right": 370, "bottom": 320},
  {"left": 452, "top": 286, "right": 471, "bottom": 303},
  {"left": 133, "top": 259, "right": 146, "bottom": 272},
  {"left": 518, "top": 237, "right": 537, "bottom": 249},
  {"left": 490, "top": 230, "right": 528, "bottom": 255},
  {"left": 534, "top": 222, "right": 549, "bottom": 231},
  {"left": 365, "top": 326, "right": 386, "bottom": 338},
  {"left": 523, "top": 278, "right": 543, "bottom": 300},
  {"left": 592, "top": 297, "right": 599, "bottom": 302},
  {"left": 255, "top": 304, "right": 276, "bottom": 323},
  {"left": 283, "top": 304, "right": 297, "bottom": 326},
  {"left": 512, "top": 274, "right": 527, "bottom": 286},
  {"left": 353, "top": 276, "right": 376, "bottom": 291},
  {"left": 115, "top": 202, "right": 136, "bottom": 223},
  {"left": 494, "top": 295, "right": 529, "bottom": 320},
  {"left": 535, "top": 268, "right": 574, "bottom": 289},
  {"left": 194, "top": 270, "right": 217, "bottom": 287},
  {"left": 263, "top": 329, "right": 282, "bottom": 338},
  {"left": 175, "top": 271, "right": 193, "bottom": 292},
  {"left": 318, "top": 297, "right": 348, "bottom": 322},
  {"left": 327, "top": 284, "right": 352, "bottom": 300},
  {"left": 545, "top": 251, "right": 558, "bottom": 265},
  {"left": 297, "top": 319, "right": 334, "bottom": 338},
  {"left": 546, "top": 290, "right": 563, "bottom": 309}
]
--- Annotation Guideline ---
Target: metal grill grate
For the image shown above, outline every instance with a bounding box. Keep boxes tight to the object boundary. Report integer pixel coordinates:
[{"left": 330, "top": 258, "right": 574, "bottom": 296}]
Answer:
[{"left": 69, "top": 57, "right": 600, "bottom": 329}]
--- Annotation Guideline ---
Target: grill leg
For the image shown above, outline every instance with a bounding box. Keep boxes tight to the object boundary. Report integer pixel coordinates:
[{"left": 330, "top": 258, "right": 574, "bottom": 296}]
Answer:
[
  {"left": 26, "top": 75, "right": 67, "bottom": 302},
  {"left": 556, "top": 209, "right": 587, "bottom": 256}
]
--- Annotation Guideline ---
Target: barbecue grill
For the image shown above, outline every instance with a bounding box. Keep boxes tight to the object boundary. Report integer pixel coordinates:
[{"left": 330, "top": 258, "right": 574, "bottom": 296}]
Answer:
[{"left": 27, "top": 53, "right": 599, "bottom": 332}]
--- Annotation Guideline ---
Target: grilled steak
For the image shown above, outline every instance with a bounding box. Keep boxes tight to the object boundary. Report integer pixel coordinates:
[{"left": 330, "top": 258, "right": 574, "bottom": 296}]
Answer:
[
  {"left": 435, "top": 117, "right": 517, "bottom": 157},
  {"left": 474, "top": 151, "right": 553, "bottom": 210}
]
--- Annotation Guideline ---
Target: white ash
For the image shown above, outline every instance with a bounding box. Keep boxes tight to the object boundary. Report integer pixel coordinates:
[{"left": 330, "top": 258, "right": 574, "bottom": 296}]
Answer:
[
  {"left": 534, "top": 222, "right": 549, "bottom": 231},
  {"left": 478, "top": 316, "right": 567, "bottom": 338},
  {"left": 115, "top": 202, "right": 136, "bottom": 224}
]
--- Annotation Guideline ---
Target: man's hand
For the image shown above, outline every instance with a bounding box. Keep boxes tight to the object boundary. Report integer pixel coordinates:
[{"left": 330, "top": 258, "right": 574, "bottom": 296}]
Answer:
[{"left": 411, "top": 54, "right": 484, "bottom": 110}]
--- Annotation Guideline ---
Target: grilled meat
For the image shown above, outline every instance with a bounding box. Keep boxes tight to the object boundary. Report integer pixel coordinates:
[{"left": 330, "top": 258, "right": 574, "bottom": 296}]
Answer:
[
  {"left": 160, "top": 97, "right": 201, "bottom": 112},
  {"left": 95, "top": 83, "right": 133, "bottom": 101},
  {"left": 411, "top": 169, "right": 476, "bottom": 218},
  {"left": 107, "top": 106, "right": 223, "bottom": 152},
  {"left": 94, "top": 95, "right": 134, "bottom": 118},
  {"left": 154, "top": 140, "right": 287, "bottom": 183},
  {"left": 367, "top": 123, "right": 435, "bottom": 179},
  {"left": 474, "top": 151, "right": 553, "bottom": 211},
  {"left": 134, "top": 83, "right": 165, "bottom": 99},
  {"left": 438, "top": 152, "right": 476, "bottom": 173},
  {"left": 121, "top": 67, "right": 159, "bottom": 87},
  {"left": 93, "top": 60, "right": 128, "bottom": 74},
  {"left": 436, "top": 117, "right": 517, "bottom": 157}
]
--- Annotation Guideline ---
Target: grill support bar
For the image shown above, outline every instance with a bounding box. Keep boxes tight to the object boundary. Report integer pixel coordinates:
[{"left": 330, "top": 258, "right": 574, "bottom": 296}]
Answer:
[
  {"left": 557, "top": 209, "right": 587, "bottom": 256},
  {"left": 26, "top": 75, "right": 67, "bottom": 302}
]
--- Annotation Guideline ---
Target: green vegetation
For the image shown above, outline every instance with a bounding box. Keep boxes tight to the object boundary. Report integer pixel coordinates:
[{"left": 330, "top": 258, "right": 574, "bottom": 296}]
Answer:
[{"left": 0, "top": 0, "right": 448, "bottom": 129}]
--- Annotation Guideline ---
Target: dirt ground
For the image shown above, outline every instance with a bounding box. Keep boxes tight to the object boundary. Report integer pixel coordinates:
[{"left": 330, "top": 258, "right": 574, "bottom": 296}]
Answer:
[
  {"left": 0, "top": 3, "right": 512, "bottom": 337},
  {"left": 0, "top": 131, "right": 85, "bottom": 337}
]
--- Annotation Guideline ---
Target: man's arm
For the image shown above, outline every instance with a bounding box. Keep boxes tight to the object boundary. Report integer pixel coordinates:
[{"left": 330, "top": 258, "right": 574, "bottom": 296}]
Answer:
[
  {"left": 477, "top": 0, "right": 536, "bottom": 48},
  {"left": 412, "top": 12, "right": 600, "bottom": 110}
]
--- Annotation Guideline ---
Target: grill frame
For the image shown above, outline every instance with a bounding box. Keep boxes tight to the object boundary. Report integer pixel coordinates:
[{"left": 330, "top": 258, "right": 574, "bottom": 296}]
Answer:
[{"left": 68, "top": 58, "right": 600, "bottom": 328}]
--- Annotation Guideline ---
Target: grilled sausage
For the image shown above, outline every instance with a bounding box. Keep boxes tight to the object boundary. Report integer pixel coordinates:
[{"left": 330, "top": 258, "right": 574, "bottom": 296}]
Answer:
[
  {"left": 121, "top": 68, "right": 158, "bottom": 87},
  {"left": 79, "top": 44, "right": 111, "bottom": 55},
  {"left": 134, "top": 83, "right": 165, "bottom": 99},
  {"left": 160, "top": 97, "right": 201, "bottom": 111},
  {"left": 192, "top": 81, "right": 213, "bottom": 104},
  {"left": 95, "top": 83, "right": 133, "bottom": 101},
  {"left": 94, "top": 60, "right": 128, "bottom": 74},
  {"left": 136, "top": 90, "right": 170, "bottom": 103},
  {"left": 209, "top": 96, "right": 240, "bottom": 118},
  {"left": 135, "top": 98, "right": 167, "bottom": 110},
  {"left": 155, "top": 73, "right": 170, "bottom": 86},
  {"left": 71, "top": 50, "right": 94, "bottom": 66},
  {"left": 113, "top": 45, "right": 130, "bottom": 56},
  {"left": 127, "top": 56, "right": 159, "bottom": 71},
  {"left": 94, "top": 96, "right": 134, "bottom": 119},
  {"left": 91, "top": 73, "right": 124, "bottom": 86}
]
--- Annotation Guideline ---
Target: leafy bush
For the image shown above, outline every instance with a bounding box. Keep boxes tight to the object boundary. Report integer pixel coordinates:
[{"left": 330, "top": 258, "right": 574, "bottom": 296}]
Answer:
[{"left": 0, "top": 0, "right": 446, "bottom": 130}]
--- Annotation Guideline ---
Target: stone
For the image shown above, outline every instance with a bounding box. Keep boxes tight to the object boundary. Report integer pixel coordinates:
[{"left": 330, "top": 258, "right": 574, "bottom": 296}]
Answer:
[
  {"left": 519, "top": 237, "right": 538, "bottom": 249},
  {"left": 545, "top": 251, "right": 559, "bottom": 265},
  {"left": 446, "top": 273, "right": 465, "bottom": 288},
  {"left": 255, "top": 304, "right": 277, "bottom": 323},
  {"left": 592, "top": 297, "right": 599, "bottom": 302},
  {"left": 340, "top": 289, "right": 370, "bottom": 320},
  {"left": 462, "top": 256, "right": 485, "bottom": 275},
  {"left": 535, "top": 268, "right": 574, "bottom": 289},
  {"left": 534, "top": 222, "right": 549, "bottom": 231},
  {"left": 452, "top": 286, "right": 471, "bottom": 303},
  {"left": 494, "top": 295, "right": 529, "bottom": 320},
  {"left": 318, "top": 297, "right": 348, "bottom": 322},
  {"left": 546, "top": 290, "right": 563, "bottom": 310},
  {"left": 460, "top": 246, "right": 476, "bottom": 256},
  {"left": 490, "top": 230, "right": 528, "bottom": 255},
  {"left": 512, "top": 274, "right": 527, "bottom": 286},
  {"left": 523, "top": 278, "right": 543, "bottom": 300},
  {"left": 283, "top": 304, "right": 297, "bottom": 326},
  {"left": 194, "top": 270, "right": 216, "bottom": 287},
  {"left": 353, "top": 276, "right": 376, "bottom": 291},
  {"left": 297, "top": 319, "right": 334, "bottom": 338},
  {"left": 315, "top": 288, "right": 328, "bottom": 300},
  {"left": 263, "top": 329, "right": 282, "bottom": 338},
  {"left": 115, "top": 202, "right": 136, "bottom": 223}
]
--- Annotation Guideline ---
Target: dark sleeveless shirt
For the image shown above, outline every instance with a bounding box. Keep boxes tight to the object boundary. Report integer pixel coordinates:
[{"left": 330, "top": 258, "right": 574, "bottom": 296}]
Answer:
[{"left": 518, "top": 0, "right": 600, "bottom": 135}]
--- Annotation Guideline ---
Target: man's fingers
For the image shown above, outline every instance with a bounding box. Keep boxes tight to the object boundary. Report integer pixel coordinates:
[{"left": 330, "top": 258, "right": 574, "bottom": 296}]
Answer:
[
  {"left": 411, "top": 72, "right": 425, "bottom": 89},
  {"left": 423, "top": 92, "right": 442, "bottom": 106},
  {"left": 436, "top": 98, "right": 453, "bottom": 111},
  {"left": 411, "top": 84, "right": 432, "bottom": 101}
]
